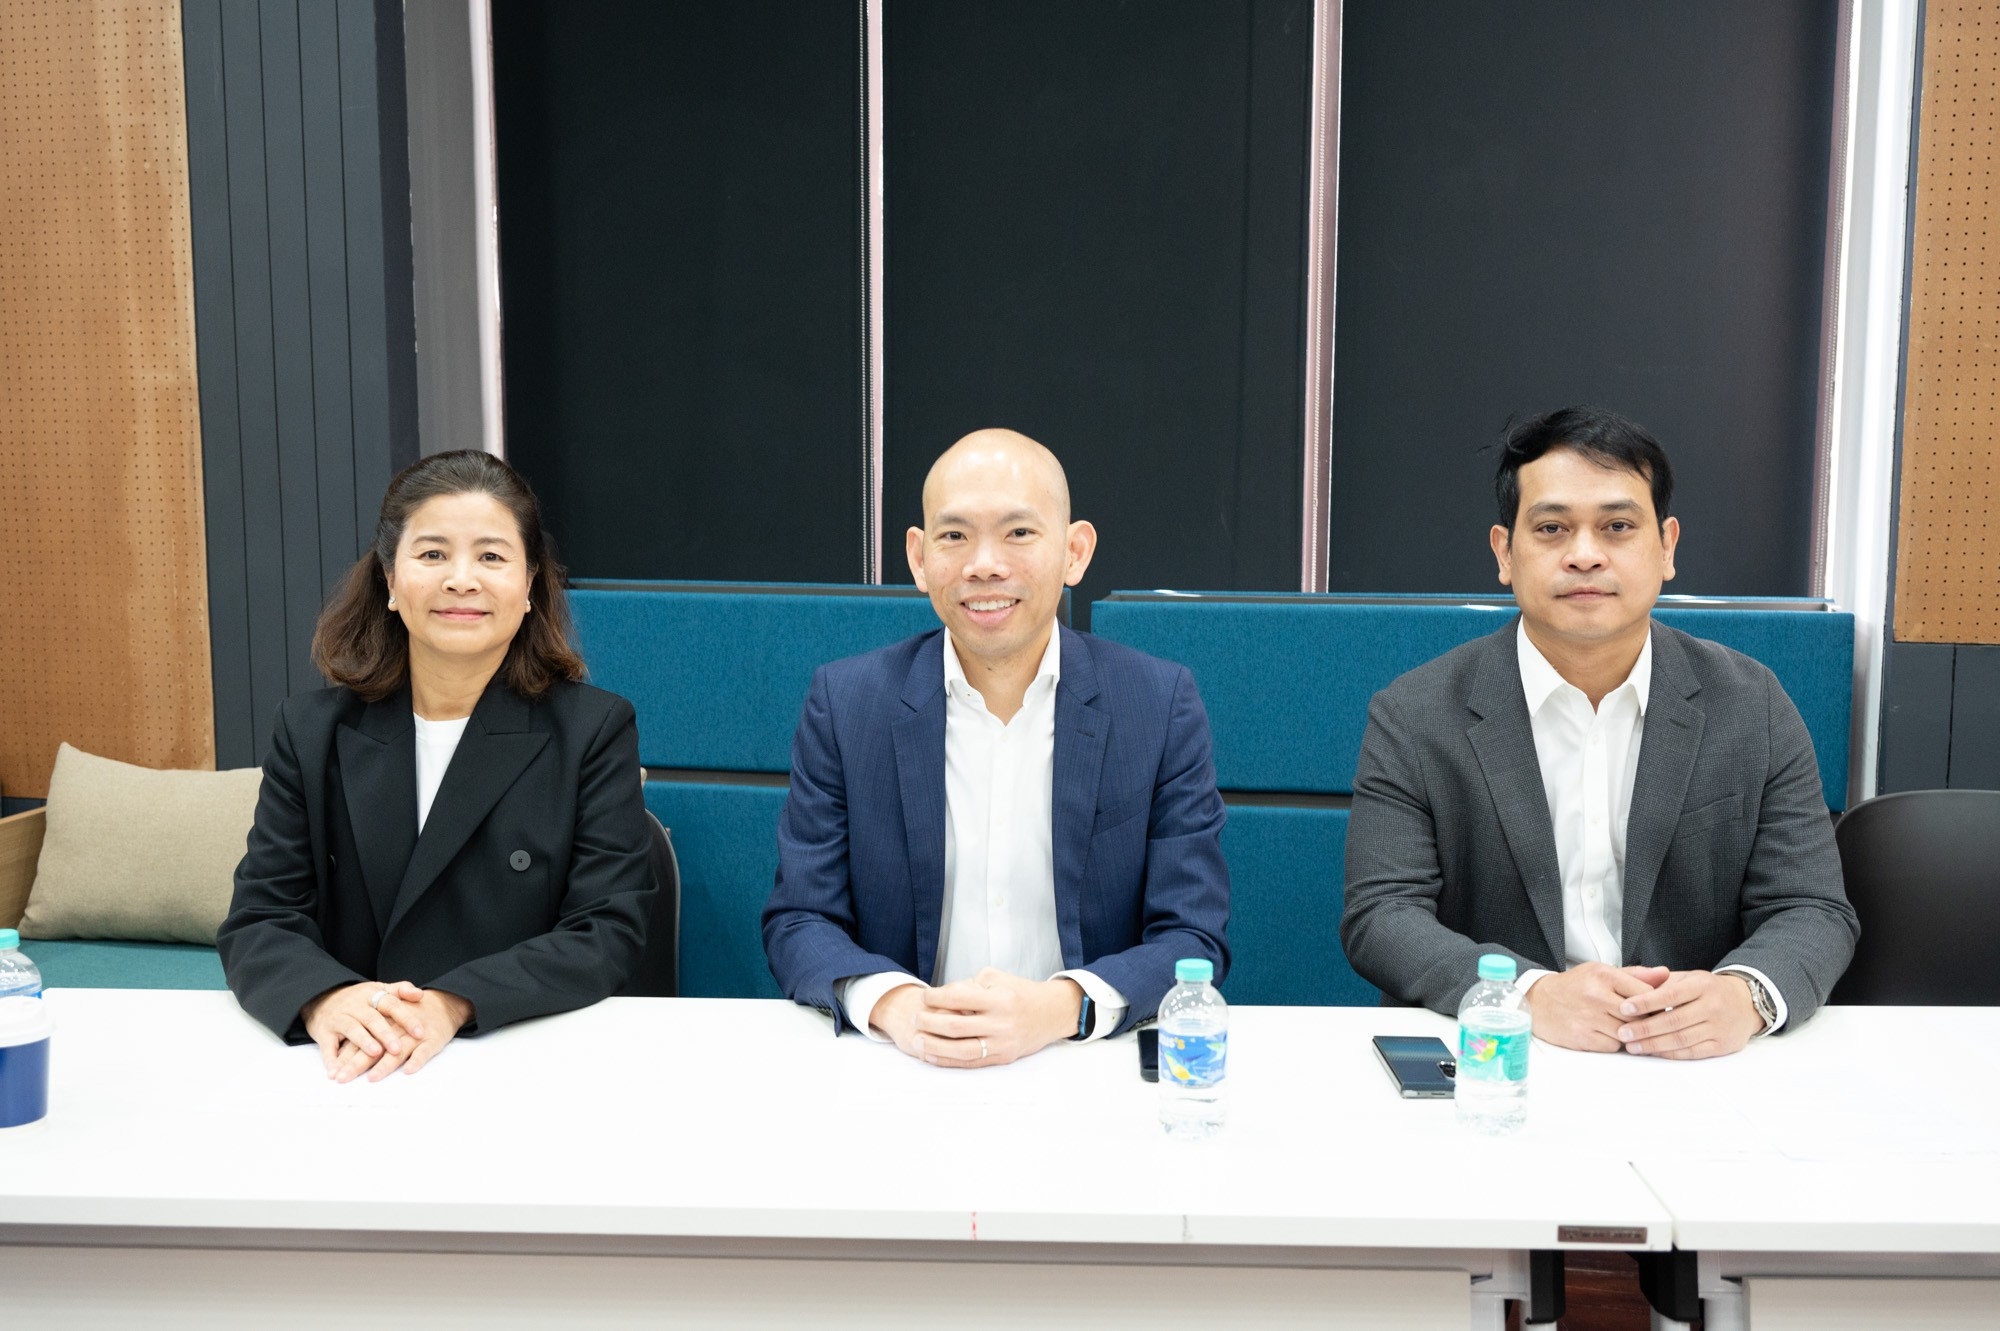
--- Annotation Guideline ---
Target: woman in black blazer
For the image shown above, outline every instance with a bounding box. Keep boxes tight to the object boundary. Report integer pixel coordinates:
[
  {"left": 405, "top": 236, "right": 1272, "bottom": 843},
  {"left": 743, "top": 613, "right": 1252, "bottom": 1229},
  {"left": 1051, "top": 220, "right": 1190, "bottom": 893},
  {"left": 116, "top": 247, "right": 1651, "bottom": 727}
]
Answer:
[{"left": 219, "top": 451, "right": 655, "bottom": 1082}]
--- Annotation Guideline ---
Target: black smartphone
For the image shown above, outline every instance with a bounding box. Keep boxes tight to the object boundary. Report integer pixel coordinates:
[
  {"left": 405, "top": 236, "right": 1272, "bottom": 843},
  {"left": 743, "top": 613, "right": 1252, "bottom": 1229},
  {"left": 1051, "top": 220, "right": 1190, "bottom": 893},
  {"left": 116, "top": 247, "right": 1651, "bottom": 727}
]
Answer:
[
  {"left": 1372, "top": 1035, "right": 1456, "bottom": 1099},
  {"left": 1137, "top": 1027, "right": 1159, "bottom": 1082}
]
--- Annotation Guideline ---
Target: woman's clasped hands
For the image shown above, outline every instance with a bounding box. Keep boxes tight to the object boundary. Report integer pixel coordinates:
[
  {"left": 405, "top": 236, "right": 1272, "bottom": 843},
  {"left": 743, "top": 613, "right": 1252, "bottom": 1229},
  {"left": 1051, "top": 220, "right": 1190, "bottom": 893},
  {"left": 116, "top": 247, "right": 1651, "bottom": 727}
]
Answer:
[{"left": 301, "top": 980, "right": 473, "bottom": 1083}]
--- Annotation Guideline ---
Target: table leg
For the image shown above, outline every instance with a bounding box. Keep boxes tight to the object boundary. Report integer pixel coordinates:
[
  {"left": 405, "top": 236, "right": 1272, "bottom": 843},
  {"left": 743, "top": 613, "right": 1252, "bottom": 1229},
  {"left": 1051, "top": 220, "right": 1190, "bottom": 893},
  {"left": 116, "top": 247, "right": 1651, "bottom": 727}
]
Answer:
[
  {"left": 1520, "top": 1248, "right": 1563, "bottom": 1329},
  {"left": 1637, "top": 1249, "right": 1701, "bottom": 1329}
]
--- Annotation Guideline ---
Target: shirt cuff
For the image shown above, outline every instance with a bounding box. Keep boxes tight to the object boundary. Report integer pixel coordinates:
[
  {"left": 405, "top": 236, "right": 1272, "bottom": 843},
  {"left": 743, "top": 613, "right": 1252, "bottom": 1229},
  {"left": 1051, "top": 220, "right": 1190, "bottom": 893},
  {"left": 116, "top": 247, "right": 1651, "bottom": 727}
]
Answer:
[
  {"left": 1514, "top": 968, "right": 1552, "bottom": 1000},
  {"left": 1716, "top": 964, "right": 1788, "bottom": 1035},
  {"left": 838, "top": 971, "right": 927, "bottom": 1042},
  {"left": 1053, "top": 969, "right": 1128, "bottom": 1041}
]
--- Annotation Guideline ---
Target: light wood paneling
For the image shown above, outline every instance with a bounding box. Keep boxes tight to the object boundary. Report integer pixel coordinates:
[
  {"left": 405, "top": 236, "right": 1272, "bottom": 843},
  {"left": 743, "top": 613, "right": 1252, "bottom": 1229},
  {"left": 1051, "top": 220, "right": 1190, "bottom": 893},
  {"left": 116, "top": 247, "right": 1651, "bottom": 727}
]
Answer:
[
  {"left": 1896, "top": 0, "right": 2000, "bottom": 644},
  {"left": 0, "top": 2, "right": 213, "bottom": 797}
]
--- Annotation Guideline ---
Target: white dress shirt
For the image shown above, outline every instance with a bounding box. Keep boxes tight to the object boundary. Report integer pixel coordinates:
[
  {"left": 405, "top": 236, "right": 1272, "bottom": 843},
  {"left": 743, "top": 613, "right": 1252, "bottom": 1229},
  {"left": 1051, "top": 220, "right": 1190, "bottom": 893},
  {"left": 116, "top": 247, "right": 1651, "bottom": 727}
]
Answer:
[
  {"left": 413, "top": 713, "right": 470, "bottom": 834},
  {"left": 841, "top": 628, "right": 1129, "bottom": 1040},
  {"left": 1513, "top": 622, "right": 1786, "bottom": 1032}
]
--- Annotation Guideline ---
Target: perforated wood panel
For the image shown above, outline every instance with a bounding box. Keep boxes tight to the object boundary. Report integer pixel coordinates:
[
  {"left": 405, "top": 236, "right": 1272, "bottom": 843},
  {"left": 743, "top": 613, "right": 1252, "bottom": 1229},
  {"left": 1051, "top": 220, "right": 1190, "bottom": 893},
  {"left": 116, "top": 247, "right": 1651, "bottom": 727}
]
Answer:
[
  {"left": 0, "top": 3, "right": 214, "bottom": 797},
  {"left": 1896, "top": 0, "right": 2000, "bottom": 645}
]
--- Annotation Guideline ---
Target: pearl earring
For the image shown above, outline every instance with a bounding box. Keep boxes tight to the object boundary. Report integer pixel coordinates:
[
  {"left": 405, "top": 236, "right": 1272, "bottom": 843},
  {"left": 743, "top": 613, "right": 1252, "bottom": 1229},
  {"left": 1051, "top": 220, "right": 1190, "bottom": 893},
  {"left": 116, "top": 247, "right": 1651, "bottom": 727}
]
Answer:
[{"left": 386, "top": 594, "right": 396, "bottom": 610}]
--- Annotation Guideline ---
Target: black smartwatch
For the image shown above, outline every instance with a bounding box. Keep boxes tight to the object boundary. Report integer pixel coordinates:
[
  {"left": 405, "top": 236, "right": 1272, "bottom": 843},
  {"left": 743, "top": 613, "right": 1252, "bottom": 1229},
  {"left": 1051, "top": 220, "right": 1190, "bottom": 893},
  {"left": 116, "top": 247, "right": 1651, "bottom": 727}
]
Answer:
[{"left": 1071, "top": 992, "right": 1094, "bottom": 1041}]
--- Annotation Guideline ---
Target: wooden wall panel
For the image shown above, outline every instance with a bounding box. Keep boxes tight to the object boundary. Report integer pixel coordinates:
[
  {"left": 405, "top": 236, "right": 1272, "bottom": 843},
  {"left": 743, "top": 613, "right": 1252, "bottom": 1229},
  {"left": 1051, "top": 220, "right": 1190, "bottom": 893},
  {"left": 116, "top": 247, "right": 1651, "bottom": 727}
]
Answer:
[
  {"left": 1896, "top": 0, "right": 2000, "bottom": 644},
  {"left": 0, "top": 1, "right": 213, "bottom": 798}
]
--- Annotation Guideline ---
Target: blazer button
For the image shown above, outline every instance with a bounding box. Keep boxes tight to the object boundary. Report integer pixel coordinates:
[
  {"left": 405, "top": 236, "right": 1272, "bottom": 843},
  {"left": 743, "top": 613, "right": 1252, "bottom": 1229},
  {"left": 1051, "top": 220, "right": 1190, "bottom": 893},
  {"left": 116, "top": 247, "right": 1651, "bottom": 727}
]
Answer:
[{"left": 509, "top": 850, "right": 531, "bottom": 872}]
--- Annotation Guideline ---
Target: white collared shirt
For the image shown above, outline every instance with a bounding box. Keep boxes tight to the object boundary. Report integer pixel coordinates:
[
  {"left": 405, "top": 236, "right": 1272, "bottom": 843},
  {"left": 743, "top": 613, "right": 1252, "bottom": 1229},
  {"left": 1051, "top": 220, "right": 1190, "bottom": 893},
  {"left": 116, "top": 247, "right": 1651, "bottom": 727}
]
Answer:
[
  {"left": 840, "top": 627, "right": 1129, "bottom": 1040},
  {"left": 1514, "top": 622, "right": 1786, "bottom": 1031}
]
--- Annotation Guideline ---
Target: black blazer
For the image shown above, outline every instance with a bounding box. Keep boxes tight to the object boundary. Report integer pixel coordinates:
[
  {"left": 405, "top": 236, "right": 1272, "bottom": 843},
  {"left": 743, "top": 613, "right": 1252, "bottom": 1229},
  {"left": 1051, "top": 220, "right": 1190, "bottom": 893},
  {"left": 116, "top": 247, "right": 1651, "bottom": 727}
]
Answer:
[{"left": 218, "top": 677, "right": 656, "bottom": 1043}]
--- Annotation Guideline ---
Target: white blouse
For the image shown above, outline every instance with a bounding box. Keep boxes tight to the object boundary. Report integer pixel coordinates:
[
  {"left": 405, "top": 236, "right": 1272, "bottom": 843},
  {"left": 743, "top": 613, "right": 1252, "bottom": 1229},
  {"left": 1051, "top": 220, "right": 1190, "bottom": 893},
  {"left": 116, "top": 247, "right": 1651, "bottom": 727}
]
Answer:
[{"left": 413, "top": 713, "right": 471, "bottom": 833}]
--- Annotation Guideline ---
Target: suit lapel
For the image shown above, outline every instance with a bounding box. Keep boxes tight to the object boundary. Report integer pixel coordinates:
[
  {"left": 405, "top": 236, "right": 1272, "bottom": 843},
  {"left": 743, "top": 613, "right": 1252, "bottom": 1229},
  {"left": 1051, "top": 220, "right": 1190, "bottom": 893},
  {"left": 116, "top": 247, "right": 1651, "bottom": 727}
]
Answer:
[
  {"left": 1464, "top": 622, "right": 1567, "bottom": 965},
  {"left": 337, "top": 688, "right": 416, "bottom": 935},
  {"left": 384, "top": 682, "right": 550, "bottom": 938},
  {"left": 892, "top": 633, "right": 949, "bottom": 984},
  {"left": 1050, "top": 625, "right": 1106, "bottom": 970},
  {"left": 1620, "top": 624, "right": 1703, "bottom": 957}
]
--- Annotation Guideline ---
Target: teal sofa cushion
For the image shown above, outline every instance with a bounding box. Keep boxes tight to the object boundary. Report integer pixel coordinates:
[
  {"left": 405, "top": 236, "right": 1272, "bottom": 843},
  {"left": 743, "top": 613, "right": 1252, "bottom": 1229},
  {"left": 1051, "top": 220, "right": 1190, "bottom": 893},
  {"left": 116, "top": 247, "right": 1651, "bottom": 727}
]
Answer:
[
  {"left": 573, "top": 582, "right": 942, "bottom": 772},
  {"left": 644, "top": 781, "right": 786, "bottom": 1000},
  {"left": 1092, "top": 594, "right": 1854, "bottom": 808},
  {"left": 1218, "top": 805, "right": 1373, "bottom": 1006},
  {"left": 21, "top": 939, "right": 226, "bottom": 990}
]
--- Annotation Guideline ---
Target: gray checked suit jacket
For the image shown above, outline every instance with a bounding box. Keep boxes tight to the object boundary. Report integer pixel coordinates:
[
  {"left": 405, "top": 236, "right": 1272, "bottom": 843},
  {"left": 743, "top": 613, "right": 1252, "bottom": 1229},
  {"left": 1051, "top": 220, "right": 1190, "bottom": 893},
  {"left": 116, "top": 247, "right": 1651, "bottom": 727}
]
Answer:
[{"left": 1341, "top": 618, "right": 1858, "bottom": 1023}]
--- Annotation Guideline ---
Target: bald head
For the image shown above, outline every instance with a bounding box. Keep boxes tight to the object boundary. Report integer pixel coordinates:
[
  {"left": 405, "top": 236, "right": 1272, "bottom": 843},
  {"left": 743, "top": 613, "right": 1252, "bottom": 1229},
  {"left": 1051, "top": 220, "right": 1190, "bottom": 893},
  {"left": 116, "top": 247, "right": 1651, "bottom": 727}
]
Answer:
[
  {"left": 906, "top": 428, "right": 1097, "bottom": 683},
  {"left": 920, "top": 429, "right": 1071, "bottom": 529}
]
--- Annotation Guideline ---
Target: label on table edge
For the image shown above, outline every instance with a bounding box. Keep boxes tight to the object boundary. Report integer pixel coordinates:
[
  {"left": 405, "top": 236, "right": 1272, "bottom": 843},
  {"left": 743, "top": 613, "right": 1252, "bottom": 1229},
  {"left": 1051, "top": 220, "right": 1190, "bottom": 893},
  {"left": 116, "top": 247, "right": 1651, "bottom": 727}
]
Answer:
[{"left": 1557, "top": 1225, "right": 1650, "bottom": 1245}]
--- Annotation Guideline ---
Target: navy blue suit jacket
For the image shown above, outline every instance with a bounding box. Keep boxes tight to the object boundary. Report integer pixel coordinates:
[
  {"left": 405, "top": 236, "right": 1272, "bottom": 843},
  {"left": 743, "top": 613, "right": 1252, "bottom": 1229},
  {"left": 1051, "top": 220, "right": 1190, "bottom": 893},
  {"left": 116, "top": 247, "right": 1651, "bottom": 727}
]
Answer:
[{"left": 762, "top": 624, "right": 1230, "bottom": 1035}]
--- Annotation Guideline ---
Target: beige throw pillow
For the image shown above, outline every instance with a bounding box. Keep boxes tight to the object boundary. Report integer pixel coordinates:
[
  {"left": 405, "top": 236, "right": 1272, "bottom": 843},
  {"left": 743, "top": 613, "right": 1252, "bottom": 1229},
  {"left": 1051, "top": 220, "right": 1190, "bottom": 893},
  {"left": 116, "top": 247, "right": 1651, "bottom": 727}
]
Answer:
[{"left": 20, "top": 743, "right": 263, "bottom": 945}]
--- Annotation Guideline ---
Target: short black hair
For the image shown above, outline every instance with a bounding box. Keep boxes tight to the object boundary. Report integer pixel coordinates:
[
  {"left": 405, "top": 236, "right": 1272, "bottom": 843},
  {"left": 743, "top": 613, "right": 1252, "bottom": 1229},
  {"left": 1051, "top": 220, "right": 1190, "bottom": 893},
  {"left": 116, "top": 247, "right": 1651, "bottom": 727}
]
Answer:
[{"left": 1495, "top": 405, "right": 1674, "bottom": 535}]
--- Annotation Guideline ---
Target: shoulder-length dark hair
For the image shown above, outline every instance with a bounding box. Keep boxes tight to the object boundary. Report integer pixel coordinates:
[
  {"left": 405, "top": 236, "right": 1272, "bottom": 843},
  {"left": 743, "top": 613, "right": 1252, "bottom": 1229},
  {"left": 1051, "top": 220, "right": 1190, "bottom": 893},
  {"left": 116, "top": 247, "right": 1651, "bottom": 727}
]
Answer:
[{"left": 311, "top": 450, "right": 585, "bottom": 701}]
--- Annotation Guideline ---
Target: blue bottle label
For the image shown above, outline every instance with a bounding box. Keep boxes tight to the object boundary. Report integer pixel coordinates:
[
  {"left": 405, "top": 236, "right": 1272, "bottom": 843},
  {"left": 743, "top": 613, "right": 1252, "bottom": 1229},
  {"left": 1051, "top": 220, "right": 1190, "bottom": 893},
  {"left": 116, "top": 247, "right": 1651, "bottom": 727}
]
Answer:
[
  {"left": 1459, "top": 1024, "right": 1529, "bottom": 1082},
  {"left": 1160, "top": 1029, "right": 1226, "bottom": 1088}
]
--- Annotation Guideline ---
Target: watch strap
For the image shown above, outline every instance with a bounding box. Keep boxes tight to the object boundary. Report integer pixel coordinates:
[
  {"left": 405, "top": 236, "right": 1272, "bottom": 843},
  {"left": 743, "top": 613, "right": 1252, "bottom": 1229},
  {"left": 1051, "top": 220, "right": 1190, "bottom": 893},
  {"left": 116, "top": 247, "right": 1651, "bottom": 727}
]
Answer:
[
  {"left": 1071, "top": 992, "right": 1094, "bottom": 1041},
  {"left": 1740, "top": 972, "right": 1778, "bottom": 1032}
]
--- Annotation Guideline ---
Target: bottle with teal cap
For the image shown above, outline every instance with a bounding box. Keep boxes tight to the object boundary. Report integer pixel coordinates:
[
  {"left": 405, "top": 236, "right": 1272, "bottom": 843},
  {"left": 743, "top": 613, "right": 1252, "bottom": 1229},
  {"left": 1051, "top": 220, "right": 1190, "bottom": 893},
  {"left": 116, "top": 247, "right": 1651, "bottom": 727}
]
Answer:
[
  {"left": 1456, "top": 953, "right": 1529, "bottom": 1134},
  {"left": 1158, "top": 957, "right": 1227, "bottom": 1139},
  {"left": 0, "top": 930, "right": 42, "bottom": 1000}
]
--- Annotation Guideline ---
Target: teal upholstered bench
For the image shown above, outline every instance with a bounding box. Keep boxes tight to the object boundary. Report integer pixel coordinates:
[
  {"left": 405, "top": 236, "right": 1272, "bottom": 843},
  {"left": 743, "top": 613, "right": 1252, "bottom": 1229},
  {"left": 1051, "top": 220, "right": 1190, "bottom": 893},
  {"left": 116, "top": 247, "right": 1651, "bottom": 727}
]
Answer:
[
  {"left": 1092, "top": 592, "right": 1857, "bottom": 1008},
  {"left": 572, "top": 581, "right": 948, "bottom": 999},
  {"left": 19, "top": 939, "right": 225, "bottom": 990}
]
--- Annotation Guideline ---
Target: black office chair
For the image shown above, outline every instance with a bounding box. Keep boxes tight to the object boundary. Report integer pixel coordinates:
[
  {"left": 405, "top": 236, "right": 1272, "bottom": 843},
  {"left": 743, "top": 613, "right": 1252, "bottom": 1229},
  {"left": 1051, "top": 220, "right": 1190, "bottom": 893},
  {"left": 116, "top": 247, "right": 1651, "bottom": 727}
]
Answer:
[
  {"left": 1829, "top": 789, "right": 2000, "bottom": 1005},
  {"left": 617, "top": 811, "right": 681, "bottom": 998}
]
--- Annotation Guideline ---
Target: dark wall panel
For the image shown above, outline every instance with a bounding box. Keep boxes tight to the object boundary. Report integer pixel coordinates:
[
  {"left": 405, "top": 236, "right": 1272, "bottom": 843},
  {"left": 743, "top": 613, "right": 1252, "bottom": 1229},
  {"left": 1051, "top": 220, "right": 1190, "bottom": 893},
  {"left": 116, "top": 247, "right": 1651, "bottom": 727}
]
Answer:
[
  {"left": 183, "top": 0, "right": 420, "bottom": 768},
  {"left": 1331, "top": 1, "right": 1838, "bottom": 595},
  {"left": 1949, "top": 646, "right": 2000, "bottom": 791},
  {"left": 1878, "top": 641, "right": 1955, "bottom": 793},
  {"left": 883, "top": 2, "right": 1313, "bottom": 618},
  {"left": 493, "top": 2, "right": 866, "bottom": 583}
]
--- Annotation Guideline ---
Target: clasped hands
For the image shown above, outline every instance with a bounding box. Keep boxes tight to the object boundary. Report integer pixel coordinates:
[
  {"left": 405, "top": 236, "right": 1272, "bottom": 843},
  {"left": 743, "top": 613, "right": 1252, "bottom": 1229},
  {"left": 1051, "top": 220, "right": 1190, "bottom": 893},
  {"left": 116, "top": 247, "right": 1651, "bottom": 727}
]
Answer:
[
  {"left": 301, "top": 980, "right": 474, "bottom": 1083},
  {"left": 1523, "top": 962, "right": 1763, "bottom": 1060},
  {"left": 868, "top": 967, "right": 1082, "bottom": 1068}
]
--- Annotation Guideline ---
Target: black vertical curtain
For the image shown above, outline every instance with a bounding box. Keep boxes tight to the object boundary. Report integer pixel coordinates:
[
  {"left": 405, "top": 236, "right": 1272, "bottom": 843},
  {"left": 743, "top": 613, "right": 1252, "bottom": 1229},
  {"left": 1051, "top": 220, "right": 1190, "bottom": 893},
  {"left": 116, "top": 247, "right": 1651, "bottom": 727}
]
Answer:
[
  {"left": 882, "top": 1, "right": 1314, "bottom": 621},
  {"left": 493, "top": 2, "right": 867, "bottom": 583},
  {"left": 1330, "top": 0, "right": 1839, "bottom": 595},
  {"left": 485, "top": 1, "right": 1838, "bottom": 606}
]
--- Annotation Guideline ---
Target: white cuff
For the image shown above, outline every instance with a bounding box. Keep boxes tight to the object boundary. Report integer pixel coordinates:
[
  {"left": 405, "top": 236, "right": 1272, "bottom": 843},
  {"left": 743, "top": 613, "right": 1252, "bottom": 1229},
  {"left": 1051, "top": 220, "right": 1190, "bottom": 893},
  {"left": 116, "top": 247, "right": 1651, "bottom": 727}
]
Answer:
[
  {"left": 838, "top": 972, "right": 927, "bottom": 1042},
  {"left": 1053, "top": 969, "right": 1128, "bottom": 1041},
  {"left": 1514, "top": 968, "right": 1552, "bottom": 1000},
  {"left": 1716, "top": 965, "right": 1788, "bottom": 1035}
]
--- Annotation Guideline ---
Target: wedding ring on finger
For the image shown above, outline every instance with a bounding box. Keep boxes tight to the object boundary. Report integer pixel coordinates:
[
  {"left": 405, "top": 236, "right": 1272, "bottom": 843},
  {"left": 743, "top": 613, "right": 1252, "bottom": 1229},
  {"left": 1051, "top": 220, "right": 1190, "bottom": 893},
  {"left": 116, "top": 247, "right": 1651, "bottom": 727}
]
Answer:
[
  {"left": 369, "top": 989, "right": 389, "bottom": 1010},
  {"left": 980, "top": 1038, "right": 989, "bottom": 1060}
]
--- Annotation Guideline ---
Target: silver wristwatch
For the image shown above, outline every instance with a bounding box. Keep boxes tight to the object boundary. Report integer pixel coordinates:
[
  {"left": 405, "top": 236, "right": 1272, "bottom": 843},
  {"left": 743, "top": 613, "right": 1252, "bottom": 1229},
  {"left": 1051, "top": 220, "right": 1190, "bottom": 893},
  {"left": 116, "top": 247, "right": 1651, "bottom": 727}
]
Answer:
[{"left": 1739, "top": 972, "right": 1778, "bottom": 1033}]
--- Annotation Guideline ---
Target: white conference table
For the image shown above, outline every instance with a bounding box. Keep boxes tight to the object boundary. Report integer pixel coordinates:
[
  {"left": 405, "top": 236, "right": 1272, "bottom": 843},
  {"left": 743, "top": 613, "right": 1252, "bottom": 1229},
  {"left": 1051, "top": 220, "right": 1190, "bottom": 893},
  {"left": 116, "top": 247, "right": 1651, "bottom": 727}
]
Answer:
[{"left": 0, "top": 994, "right": 1993, "bottom": 1329}]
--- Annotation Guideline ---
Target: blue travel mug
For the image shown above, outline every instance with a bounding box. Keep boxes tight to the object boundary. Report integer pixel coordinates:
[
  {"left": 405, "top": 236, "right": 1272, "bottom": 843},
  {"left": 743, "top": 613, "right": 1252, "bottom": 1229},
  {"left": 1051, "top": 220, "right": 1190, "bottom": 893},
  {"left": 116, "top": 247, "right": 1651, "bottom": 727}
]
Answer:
[{"left": 0, "top": 995, "right": 52, "bottom": 1130}]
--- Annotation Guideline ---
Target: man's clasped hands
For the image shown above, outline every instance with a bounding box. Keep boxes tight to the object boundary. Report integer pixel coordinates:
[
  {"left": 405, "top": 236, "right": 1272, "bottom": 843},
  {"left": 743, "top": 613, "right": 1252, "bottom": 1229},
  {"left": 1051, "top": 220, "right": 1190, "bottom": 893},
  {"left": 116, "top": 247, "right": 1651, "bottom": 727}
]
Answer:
[{"left": 1524, "top": 961, "right": 1765, "bottom": 1060}]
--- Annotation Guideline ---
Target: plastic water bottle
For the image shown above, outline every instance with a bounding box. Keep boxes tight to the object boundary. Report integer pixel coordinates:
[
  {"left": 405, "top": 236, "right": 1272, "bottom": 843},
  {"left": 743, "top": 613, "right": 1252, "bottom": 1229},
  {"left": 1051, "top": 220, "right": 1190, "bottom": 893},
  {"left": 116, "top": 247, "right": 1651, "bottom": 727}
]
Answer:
[
  {"left": 1158, "top": 958, "right": 1227, "bottom": 1139},
  {"left": 1456, "top": 953, "right": 1529, "bottom": 1134},
  {"left": 0, "top": 930, "right": 42, "bottom": 1000}
]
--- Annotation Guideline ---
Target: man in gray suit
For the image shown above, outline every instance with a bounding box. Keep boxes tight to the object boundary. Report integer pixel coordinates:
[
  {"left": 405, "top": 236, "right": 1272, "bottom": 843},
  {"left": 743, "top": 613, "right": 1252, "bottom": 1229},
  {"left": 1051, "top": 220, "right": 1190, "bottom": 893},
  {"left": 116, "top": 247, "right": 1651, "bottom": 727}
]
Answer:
[{"left": 1342, "top": 406, "right": 1857, "bottom": 1059}]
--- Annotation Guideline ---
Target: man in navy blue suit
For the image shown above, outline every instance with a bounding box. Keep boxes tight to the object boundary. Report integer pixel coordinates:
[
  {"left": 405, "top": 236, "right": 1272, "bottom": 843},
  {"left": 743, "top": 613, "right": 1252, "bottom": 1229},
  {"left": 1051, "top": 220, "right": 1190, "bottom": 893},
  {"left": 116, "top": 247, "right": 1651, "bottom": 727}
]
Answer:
[{"left": 763, "top": 429, "right": 1230, "bottom": 1067}]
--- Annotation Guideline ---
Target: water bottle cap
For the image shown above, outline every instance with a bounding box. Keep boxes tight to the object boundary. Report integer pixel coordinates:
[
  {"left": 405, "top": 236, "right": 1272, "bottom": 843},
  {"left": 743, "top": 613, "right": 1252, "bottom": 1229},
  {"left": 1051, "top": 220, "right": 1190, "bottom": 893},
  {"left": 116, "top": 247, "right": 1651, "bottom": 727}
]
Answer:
[
  {"left": 1477, "top": 953, "right": 1517, "bottom": 983},
  {"left": 0, "top": 929, "right": 16, "bottom": 951},
  {"left": 1174, "top": 958, "right": 1213, "bottom": 985}
]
